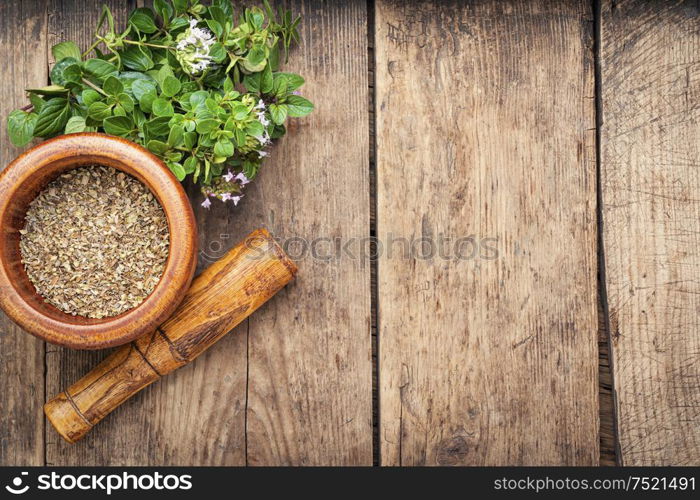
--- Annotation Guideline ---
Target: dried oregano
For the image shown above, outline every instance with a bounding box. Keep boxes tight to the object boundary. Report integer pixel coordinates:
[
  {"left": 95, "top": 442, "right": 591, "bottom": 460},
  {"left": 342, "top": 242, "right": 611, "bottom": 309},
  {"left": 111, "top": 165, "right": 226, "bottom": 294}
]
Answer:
[{"left": 20, "top": 166, "right": 170, "bottom": 318}]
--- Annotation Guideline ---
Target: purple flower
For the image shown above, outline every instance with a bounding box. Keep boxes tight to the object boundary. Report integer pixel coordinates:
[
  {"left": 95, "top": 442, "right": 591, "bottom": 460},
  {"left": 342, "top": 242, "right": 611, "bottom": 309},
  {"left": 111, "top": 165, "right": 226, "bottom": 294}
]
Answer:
[
  {"left": 258, "top": 150, "right": 269, "bottom": 158},
  {"left": 222, "top": 170, "right": 234, "bottom": 182},
  {"left": 231, "top": 195, "right": 242, "bottom": 206},
  {"left": 292, "top": 90, "right": 302, "bottom": 95},
  {"left": 201, "top": 197, "right": 212, "bottom": 209},
  {"left": 235, "top": 172, "right": 250, "bottom": 185}
]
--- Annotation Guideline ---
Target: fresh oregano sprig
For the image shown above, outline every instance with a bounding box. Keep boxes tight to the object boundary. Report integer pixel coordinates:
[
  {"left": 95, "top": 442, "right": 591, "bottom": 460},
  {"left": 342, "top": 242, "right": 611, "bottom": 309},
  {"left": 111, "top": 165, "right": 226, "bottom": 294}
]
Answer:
[{"left": 7, "top": 0, "right": 313, "bottom": 207}]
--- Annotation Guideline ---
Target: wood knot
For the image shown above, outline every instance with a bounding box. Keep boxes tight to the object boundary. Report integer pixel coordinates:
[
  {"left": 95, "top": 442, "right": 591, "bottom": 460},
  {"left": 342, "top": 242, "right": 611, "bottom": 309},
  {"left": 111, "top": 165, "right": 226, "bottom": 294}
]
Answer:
[{"left": 436, "top": 436, "right": 470, "bottom": 465}]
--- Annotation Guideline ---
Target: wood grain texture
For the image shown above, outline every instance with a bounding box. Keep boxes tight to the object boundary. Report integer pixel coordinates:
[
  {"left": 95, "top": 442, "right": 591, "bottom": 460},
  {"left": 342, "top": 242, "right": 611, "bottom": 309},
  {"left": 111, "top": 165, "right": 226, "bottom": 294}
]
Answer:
[
  {"left": 220, "top": 0, "right": 373, "bottom": 465},
  {"left": 600, "top": 0, "right": 700, "bottom": 466},
  {"left": 375, "top": 0, "right": 599, "bottom": 465},
  {"left": 0, "top": 0, "right": 47, "bottom": 466}
]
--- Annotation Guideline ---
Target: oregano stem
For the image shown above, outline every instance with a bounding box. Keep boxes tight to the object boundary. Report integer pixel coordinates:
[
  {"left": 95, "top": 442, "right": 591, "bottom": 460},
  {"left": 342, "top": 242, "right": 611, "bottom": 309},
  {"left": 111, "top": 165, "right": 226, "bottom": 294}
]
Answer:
[
  {"left": 81, "top": 78, "right": 108, "bottom": 97},
  {"left": 122, "top": 39, "right": 171, "bottom": 50},
  {"left": 82, "top": 39, "right": 103, "bottom": 58}
]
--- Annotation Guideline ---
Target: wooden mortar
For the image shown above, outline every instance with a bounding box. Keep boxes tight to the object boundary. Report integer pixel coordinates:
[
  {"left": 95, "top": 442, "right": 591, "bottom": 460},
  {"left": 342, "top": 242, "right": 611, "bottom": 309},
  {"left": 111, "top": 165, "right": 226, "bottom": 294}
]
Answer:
[
  {"left": 44, "top": 228, "right": 297, "bottom": 443},
  {"left": 0, "top": 133, "right": 197, "bottom": 349}
]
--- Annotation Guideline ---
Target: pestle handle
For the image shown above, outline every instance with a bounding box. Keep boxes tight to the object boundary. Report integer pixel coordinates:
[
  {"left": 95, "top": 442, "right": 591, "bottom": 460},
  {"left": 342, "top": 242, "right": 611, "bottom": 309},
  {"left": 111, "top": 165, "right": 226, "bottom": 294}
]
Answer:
[{"left": 44, "top": 228, "right": 297, "bottom": 443}]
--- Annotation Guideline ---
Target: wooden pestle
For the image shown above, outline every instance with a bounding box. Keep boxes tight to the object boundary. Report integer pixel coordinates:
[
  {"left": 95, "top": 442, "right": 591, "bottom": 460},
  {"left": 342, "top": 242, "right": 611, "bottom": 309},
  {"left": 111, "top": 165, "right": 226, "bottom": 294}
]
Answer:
[{"left": 44, "top": 228, "right": 297, "bottom": 443}]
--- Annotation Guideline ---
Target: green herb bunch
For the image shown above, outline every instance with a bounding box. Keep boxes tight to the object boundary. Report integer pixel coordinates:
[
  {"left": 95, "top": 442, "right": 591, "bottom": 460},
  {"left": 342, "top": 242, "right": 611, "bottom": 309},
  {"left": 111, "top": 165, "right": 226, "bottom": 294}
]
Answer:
[{"left": 7, "top": 0, "right": 313, "bottom": 207}]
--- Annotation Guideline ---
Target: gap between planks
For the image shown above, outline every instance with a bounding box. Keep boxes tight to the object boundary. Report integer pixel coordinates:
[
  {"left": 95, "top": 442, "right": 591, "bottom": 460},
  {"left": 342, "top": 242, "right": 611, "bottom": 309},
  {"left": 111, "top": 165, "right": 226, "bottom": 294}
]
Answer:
[{"left": 592, "top": 0, "right": 619, "bottom": 467}]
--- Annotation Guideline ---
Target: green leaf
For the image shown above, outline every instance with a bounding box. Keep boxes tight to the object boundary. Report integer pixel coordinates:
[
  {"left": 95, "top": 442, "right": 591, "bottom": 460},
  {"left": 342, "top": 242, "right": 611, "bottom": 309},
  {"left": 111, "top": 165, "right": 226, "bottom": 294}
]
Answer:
[
  {"left": 152, "top": 98, "right": 174, "bottom": 117},
  {"left": 243, "top": 46, "right": 266, "bottom": 73},
  {"left": 156, "top": 64, "right": 175, "bottom": 88},
  {"left": 64, "top": 116, "right": 87, "bottom": 134},
  {"left": 84, "top": 59, "right": 118, "bottom": 81},
  {"left": 169, "top": 17, "right": 189, "bottom": 31},
  {"left": 33, "top": 97, "right": 71, "bottom": 137},
  {"left": 184, "top": 131, "right": 197, "bottom": 149},
  {"left": 161, "top": 76, "right": 181, "bottom": 98},
  {"left": 214, "top": 138, "right": 234, "bottom": 157},
  {"left": 231, "top": 104, "right": 249, "bottom": 120},
  {"left": 245, "top": 120, "right": 264, "bottom": 137},
  {"left": 196, "top": 118, "right": 219, "bottom": 134},
  {"left": 103, "top": 115, "right": 134, "bottom": 137},
  {"left": 167, "top": 161, "right": 186, "bottom": 181},
  {"left": 116, "top": 93, "right": 135, "bottom": 112},
  {"left": 129, "top": 8, "right": 157, "bottom": 34},
  {"left": 165, "top": 150, "right": 182, "bottom": 162},
  {"left": 190, "top": 90, "right": 209, "bottom": 109},
  {"left": 167, "top": 124, "right": 184, "bottom": 147},
  {"left": 268, "top": 43, "right": 280, "bottom": 71},
  {"left": 7, "top": 110, "right": 37, "bottom": 147},
  {"left": 223, "top": 77, "right": 234, "bottom": 94},
  {"left": 131, "top": 79, "right": 157, "bottom": 101},
  {"left": 183, "top": 155, "right": 198, "bottom": 174},
  {"left": 81, "top": 89, "right": 101, "bottom": 106},
  {"left": 27, "top": 85, "right": 69, "bottom": 96},
  {"left": 172, "top": 0, "right": 187, "bottom": 14},
  {"left": 29, "top": 93, "right": 45, "bottom": 114},
  {"left": 52, "top": 41, "right": 81, "bottom": 62},
  {"left": 206, "top": 19, "right": 223, "bottom": 38},
  {"left": 234, "top": 127, "right": 246, "bottom": 146},
  {"left": 138, "top": 91, "right": 157, "bottom": 113},
  {"left": 272, "top": 75, "right": 288, "bottom": 99},
  {"left": 261, "top": 65, "right": 273, "bottom": 94},
  {"left": 50, "top": 57, "right": 79, "bottom": 86},
  {"left": 147, "top": 139, "right": 169, "bottom": 155},
  {"left": 154, "top": 0, "right": 173, "bottom": 24},
  {"left": 203, "top": 158, "right": 211, "bottom": 183},
  {"left": 243, "top": 158, "right": 260, "bottom": 179},
  {"left": 145, "top": 116, "right": 171, "bottom": 137},
  {"left": 249, "top": 10, "right": 264, "bottom": 30},
  {"left": 285, "top": 95, "right": 314, "bottom": 117},
  {"left": 278, "top": 72, "right": 305, "bottom": 91},
  {"left": 208, "top": 43, "right": 226, "bottom": 63},
  {"left": 62, "top": 64, "right": 83, "bottom": 83},
  {"left": 269, "top": 103, "right": 288, "bottom": 125},
  {"left": 208, "top": 5, "right": 227, "bottom": 26},
  {"left": 103, "top": 75, "right": 123, "bottom": 96},
  {"left": 88, "top": 101, "right": 112, "bottom": 121},
  {"left": 121, "top": 45, "right": 154, "bottom": 71},
  {"left": 270, "top": 123, "right": 286, "bottom": 139}
]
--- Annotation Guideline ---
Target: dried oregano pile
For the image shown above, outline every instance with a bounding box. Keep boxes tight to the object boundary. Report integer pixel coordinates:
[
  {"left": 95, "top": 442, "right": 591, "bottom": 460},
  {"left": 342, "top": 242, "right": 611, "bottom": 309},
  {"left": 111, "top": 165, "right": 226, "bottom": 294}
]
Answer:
[{"left": 20, "top": 166, "right": 170, "bottom": 318}]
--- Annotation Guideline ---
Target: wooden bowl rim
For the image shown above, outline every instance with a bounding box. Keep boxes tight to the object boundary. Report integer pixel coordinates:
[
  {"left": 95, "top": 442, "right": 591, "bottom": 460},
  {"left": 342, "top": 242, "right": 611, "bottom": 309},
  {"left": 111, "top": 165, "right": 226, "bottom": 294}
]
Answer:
[{"left": 0, "top": 133, "right": 197, "bottom": 349}]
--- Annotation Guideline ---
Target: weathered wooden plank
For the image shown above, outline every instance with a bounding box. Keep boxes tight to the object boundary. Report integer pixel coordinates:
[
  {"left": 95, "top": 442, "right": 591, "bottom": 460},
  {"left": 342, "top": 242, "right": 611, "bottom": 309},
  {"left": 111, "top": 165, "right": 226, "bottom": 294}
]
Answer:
[
  {"left": 223, "top": 0, "right": 373, "bottom": 465},
  {"left": 376, "top": 0, "right": 599, "bottom": 465},
  {"left": 600, "top": 0, "right": 700, "bottom": 466},
  {"left": 45, "top": 0, "right": 370, "bottom": 465},
  {"left": 43, "top": 0, "right": 164, "bottom": 466},
  {"left": 0, "top": 0, "right": 48, "bottom": 466}
]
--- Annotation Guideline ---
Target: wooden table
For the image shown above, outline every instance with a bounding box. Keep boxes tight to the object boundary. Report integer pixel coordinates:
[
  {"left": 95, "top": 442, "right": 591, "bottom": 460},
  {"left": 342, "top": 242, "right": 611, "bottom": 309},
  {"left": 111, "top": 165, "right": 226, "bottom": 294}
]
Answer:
[{"left": 1, "top": 0, "right": 697, "bottom": 466}]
